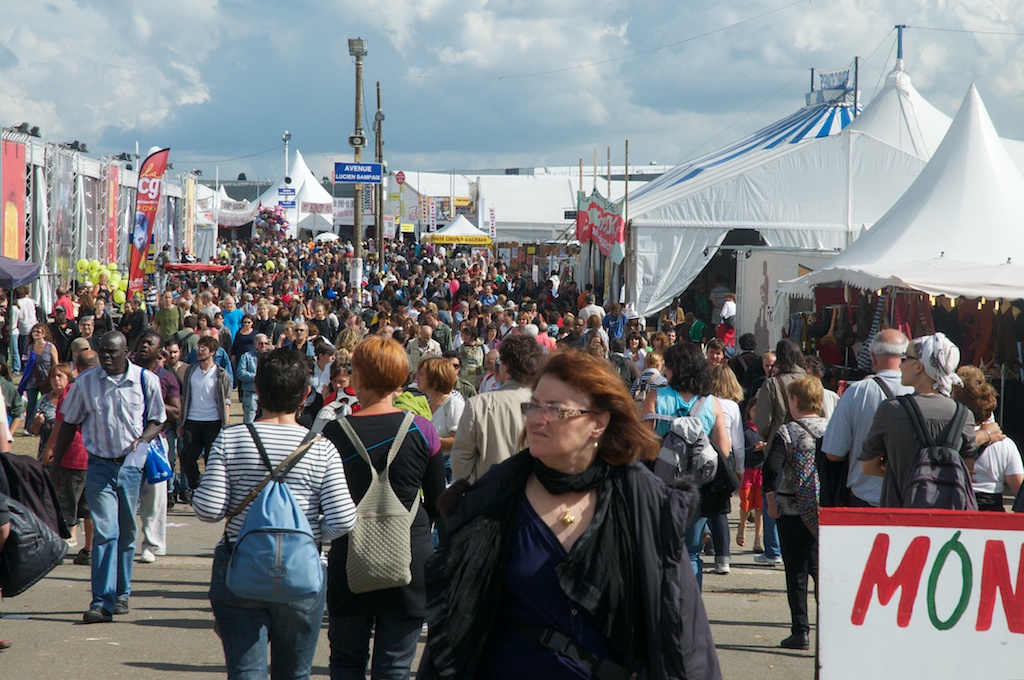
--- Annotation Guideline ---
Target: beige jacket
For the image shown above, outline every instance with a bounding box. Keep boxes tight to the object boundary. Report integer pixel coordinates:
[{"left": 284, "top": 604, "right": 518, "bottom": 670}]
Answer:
[{"left": 450, "top": 380, "right": 531, "bottom": 483}]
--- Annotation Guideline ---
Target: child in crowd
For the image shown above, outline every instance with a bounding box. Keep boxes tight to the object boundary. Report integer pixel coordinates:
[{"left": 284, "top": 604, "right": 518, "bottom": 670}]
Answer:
[{"left": 737, "top": 396, "right": 765, "bottom": 552}]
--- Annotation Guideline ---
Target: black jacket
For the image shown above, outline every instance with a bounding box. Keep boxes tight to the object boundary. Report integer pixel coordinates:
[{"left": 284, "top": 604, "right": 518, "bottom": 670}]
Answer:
[{"left": 420, "top": 452, "right": 720, "bottom": 679}]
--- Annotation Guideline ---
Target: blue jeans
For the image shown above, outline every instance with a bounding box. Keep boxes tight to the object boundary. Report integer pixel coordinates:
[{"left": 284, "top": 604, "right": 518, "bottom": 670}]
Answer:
[
  {"left": 209, "top": 544, "right": 327, "bottom": 680},
  {"left": 762, "top": 487, "right": 781, "bottom": 559},
  {"left": 241, "top": 390, "right": 258, "bottom": 424},
  {"left": 328, "top": 614, "right": 423, "bottom": 680},
  {"left": 84, "top": 456, "right": 144, "bottom": 612},
  {"left": 10, "top": 330, "right": 19, "bottom": 373},
  {"left": 685, "top": 516, "right": 709, "bottom": 590}
]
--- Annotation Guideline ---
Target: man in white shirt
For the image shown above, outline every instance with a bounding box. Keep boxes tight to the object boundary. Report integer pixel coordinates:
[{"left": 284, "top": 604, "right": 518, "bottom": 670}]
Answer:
[
  {"left": 577, "top": 294, "right": 606, "bottom": 324},
  {"left": 177, "top": 336, "right": 231, "bottom": 503},
  {"left": 821, "top": 329, "right": 913, "bottom": 506}
]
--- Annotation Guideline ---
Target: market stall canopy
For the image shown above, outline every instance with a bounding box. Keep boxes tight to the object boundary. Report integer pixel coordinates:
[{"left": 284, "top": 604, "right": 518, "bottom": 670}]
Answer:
[
  {"left": 422, "top": 215, "right": 492, "bottom": 245},
  {"left": 0, "top": 256, "right": 41, "bottom": 288},
  {"left": 163, "top": 263, "right": 233, "bottom": 274},
  {"left": 314, "top": 232, "right": 339, "bottom": 242},
  {"left": 780, "top": 84, "right": 1024, "bottom": 299}
]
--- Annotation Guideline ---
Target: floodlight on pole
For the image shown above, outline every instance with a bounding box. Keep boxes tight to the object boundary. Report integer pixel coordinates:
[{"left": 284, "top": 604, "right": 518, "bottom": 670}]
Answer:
[
  {"left": 282, "top": 130, "right": 291, "bottom": 182},
  {"left": 349, "top": 36, "right": 368, "bottom": 306}
]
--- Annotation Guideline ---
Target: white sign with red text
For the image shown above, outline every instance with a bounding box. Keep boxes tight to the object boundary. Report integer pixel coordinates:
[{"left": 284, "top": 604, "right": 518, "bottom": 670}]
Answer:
[{"left": 819, "top": 509, "right": 1024, "bottom": 679}]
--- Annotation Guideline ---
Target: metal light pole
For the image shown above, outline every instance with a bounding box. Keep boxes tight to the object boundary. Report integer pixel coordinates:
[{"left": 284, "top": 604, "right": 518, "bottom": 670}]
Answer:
[
  {"left": 348, "top": 39, "right": 368, "bottom": 256},
  {"left": 374, "top": 81, "right": 384, "bottom": 268},
  {"left": 282, "top": 130, "right": 291, "bottom": 179},
  {"left": 348, "top": 37, "right": 368, "bottom": 305}
]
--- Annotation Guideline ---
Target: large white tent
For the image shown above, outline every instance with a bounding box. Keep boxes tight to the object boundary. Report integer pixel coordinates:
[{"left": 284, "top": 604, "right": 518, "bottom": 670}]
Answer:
[
  {"left": 626, "top": 60, "right": 1024, "bottom": 317},
  {"left": 780, "top": 84, "right": 1024, "bottom": 300},
  {"left": 255, "top": 150, "right": 333, "bottom": 237}
]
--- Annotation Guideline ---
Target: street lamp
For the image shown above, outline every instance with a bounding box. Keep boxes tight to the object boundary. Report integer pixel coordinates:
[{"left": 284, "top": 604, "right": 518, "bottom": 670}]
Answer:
[
  {"left": 282, "top": 130, "right": 291, "bottom": 183},
  {"left": 348, "top": 37, "right": 368, "bottom": 305}
]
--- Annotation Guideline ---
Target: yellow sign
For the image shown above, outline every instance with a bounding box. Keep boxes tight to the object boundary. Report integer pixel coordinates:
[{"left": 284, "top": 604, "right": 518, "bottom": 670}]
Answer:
[
  {"left": 389, "top": 192, "right": 400, "bottom": 201},
  {"left": 400, "top": 223, "right": 415, "bottom": 233},
  {"left": 427, "top": 234, "right": 492, "bottom": 245}
]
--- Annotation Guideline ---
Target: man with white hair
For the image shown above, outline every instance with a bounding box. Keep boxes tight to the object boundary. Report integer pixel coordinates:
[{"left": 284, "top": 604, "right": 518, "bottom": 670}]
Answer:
[{"left": 820, "top": 329, "right": 914, "bottom": 507}]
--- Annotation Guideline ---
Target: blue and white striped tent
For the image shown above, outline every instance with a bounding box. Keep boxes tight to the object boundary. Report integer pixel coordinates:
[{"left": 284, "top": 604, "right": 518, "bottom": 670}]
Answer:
[{"left": 626, "top": 62, "right": 964, "bottom": 318}]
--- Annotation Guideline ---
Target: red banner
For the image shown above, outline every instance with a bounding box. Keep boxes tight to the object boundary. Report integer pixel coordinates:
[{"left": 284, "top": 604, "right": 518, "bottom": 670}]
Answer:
[
  {"left": 576, "top": 188, "right": 626, "bottom": 264},
  {"left": 1, "top": 140, "right": 26, "bottom": 259},
  {"left": 105, "top": 165, "right": 120, "bottom": 263},
  {"left": 128, "top": 148, "right": 170, "bottom": 296}
]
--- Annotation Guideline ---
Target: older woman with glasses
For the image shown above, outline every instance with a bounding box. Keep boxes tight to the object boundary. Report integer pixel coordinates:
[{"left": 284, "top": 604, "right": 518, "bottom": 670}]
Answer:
[{"left": 422, "top": 350, "right": 721, "bottom": 679}]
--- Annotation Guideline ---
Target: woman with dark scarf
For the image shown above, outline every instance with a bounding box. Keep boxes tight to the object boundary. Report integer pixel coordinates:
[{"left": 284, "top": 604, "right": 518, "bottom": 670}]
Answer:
[{"left": 421, "top": 351, "right": 721, "bottom": 679}]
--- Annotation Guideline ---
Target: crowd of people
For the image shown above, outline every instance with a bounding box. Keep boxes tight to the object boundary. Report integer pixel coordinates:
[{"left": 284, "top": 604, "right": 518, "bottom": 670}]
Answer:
[{"left": 0, "top": 233, "right": 1020, "bottom": 677}]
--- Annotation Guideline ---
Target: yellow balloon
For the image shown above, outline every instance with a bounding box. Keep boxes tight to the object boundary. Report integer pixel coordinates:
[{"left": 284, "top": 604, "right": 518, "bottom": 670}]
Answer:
[
  {"left": 107, "top": 263, "right": 118, "bottom": 273},
  {"left": 108, "top": 273, "right": 121, "bottom": 285},
  {"left": 90, "top": 272, "right": 101, "bottom": 285},
  {"left": 265, "top": 260, "right": 275, "bottom": 271},
  {"left": 118, "top": 279, "right": 129, "bottom": 292},
  {"left": 113, "top": 290, "right": 126, "bottom": 305},
  {"left": 89, "top": 259, "right": 101, "bottom": 272},
  {"left": 76, "top": 258, "right": 89, "bottom": 273}
]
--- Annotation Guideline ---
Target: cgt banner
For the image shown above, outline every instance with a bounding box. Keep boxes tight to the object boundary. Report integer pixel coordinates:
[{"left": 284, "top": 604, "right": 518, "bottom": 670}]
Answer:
[
  {"left": 128, "top": 148, "right": 170, "bottom": 297},
  {"left": 819, "top": 508, "right": 1024, "bottom": 678},
  {"left": 575, "top": 188, "right": 625, "bottom": 264}
]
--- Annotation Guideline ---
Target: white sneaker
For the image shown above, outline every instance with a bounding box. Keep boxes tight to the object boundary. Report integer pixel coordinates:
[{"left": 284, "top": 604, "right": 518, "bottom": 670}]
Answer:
[
  {"left": 65, "top": 536, "right": 79, "bottom": 550},
  {"left": 754, "top": 553, "right": 782, "bottom": 566},
  {"left": 139, "top": 549, "right": 157, "bottom": 564},
  {"left": 714, "top": 559, "right": 731, "bottom": 575}
]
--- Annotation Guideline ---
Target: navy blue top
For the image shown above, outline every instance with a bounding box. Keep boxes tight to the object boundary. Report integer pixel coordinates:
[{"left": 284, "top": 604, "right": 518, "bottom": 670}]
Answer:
[{"left": 476, "top": 497, "right": 618, "bottom": 679}]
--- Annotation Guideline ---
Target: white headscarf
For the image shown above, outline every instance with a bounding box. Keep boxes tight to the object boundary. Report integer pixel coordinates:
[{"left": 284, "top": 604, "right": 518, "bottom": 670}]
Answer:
[{"left": 912, "top": 332, "right": 964, "bottom": 397}]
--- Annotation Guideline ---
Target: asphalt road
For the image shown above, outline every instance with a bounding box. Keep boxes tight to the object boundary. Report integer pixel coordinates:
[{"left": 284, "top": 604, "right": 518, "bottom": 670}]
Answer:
[{"left": 1, "top": 423, "right": 815, "bottom": 678}]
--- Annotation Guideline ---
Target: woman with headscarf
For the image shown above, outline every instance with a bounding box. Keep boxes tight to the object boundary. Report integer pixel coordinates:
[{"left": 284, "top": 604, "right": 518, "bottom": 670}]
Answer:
[{"left": 860, "top": 332, "right": 977, "bottom": 508}]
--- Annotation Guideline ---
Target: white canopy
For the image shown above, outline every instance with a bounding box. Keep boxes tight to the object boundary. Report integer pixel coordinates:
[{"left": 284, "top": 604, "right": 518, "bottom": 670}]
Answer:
[
  {"left": 255, "top": 150, "right": 334, "bottom": 237},
  {"left": 626, "top": 60, "right": 1024, "bottom": 317},
  {"left": 423, "top": 214, "right": 492, "bottom": 245},
  {"left": 780, "top": 84, "right": 1024, "bottom": 300},
  {"left": 195, "top": 183, "right": 254, "bottom": 228}
]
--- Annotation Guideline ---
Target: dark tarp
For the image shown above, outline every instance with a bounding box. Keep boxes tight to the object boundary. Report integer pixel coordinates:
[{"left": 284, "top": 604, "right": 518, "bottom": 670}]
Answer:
[{"left": 0, "top": 256, "right": 40, "bottom": 289}]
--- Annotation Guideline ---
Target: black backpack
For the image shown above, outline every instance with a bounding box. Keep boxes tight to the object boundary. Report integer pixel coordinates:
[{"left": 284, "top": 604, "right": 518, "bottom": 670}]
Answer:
[{"left": 897, "top": 395, "right": 977, "bottom": 511}]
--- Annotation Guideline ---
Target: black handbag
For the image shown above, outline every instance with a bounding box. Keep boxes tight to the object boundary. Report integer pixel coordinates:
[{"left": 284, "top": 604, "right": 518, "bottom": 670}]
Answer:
[
  {"left": 703, "top": 448, "right": 741, "bottom": 496},
  {"left": 0, "top": 495, "right": 67, "bottom": 597}
]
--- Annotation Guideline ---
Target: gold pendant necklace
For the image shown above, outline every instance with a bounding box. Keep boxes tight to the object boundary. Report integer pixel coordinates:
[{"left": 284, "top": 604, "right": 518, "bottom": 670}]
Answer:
[{"left": 559, "top": 505, "right": 576, "bottom": 526}]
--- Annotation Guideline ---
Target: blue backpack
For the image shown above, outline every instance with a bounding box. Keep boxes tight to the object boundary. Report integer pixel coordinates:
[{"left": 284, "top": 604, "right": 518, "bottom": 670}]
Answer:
[{"left": 225, "top": 425, "right": 324, "bottom": 603}]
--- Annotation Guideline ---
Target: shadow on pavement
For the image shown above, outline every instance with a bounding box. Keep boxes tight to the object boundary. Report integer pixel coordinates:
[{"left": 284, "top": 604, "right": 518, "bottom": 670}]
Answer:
[
  {"left": 714, "top": 643, "right": 814, "bottom": 659},
  {"left": 709, "top": 619, "right": 791, "bottom": 629},
  {"left": 129, "top": 589, "right": 209, "bottom": 600},
  {"left": 124, "top": 661, "right": 224, "bottom": 673},
  {"left": 132, "top": 618, "right": 214, "bottom": 630}
]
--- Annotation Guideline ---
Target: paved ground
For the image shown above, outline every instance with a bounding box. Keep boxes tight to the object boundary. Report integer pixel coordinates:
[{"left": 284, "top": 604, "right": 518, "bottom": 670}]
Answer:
[{"left": 1, "top": 418, "right": 816, "bottom": 678}]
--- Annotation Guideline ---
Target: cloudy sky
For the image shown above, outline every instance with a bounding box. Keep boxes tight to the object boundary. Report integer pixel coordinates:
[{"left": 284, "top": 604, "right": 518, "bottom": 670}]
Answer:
[{"left": 2, "top": 0, "right": 1022, "bottom": 183}]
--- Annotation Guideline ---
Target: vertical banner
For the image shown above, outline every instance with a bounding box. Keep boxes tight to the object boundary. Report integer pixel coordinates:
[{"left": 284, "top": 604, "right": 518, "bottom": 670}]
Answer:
[
  {"left": 489, "top": 206, "right": 496, "bottom": 242},
  {"left": 49, "top": 152, "right": 75, "bottom": 281},
  {"left": 429, "top": 198, "right": 437, "bottom": 232},
  {"left": 128, "top": 148, "right": 170, "bottom": 296},
  {"left": 383, "top": 215, "right": 396, "bottom": 239},
  {"left": 1, "top": 140, "right": 26, "bottom": 259},
  {"left": 105, "top": 165, "right": 119, "bottom": 263}
]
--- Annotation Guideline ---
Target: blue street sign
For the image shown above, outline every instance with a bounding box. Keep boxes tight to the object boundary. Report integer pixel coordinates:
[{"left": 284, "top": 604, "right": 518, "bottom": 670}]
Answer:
[
  {"left": 278, "top": 200, "right": 296, "bottom": 208},
  {"left": 278, "top": 187, "right": 295, "bottom": 196},
  {"left": 334, "top": 162, "right": 383, "bottom": 184}
]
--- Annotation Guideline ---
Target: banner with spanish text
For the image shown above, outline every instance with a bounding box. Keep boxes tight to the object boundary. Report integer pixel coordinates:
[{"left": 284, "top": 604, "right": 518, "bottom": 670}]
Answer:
[
  {"left": 128, "top": 148, "right": 170, "bottom": 296},
  {"left": 1, "top": 140, "right": 26, "bottom": 259},
  {"left": 576, "top": 188, "right": 625, "bottom": 264},
  {"left": 819, "top": 508, "right": 1024, "bottom": 678}
]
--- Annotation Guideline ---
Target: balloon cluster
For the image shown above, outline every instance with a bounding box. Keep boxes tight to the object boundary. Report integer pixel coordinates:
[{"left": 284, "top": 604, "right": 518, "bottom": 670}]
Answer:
[
  {"left": 256, "top": 205, "right": 289, "bottom": 237},
  {"left": 76, "top": 258, "right": 130, "bottom": 305}
]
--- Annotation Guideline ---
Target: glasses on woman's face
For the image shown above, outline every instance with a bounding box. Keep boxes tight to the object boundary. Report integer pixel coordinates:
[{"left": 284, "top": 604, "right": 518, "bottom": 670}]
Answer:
[{"left": 521, "top": 402, "right": 599, "bottom": 422}]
